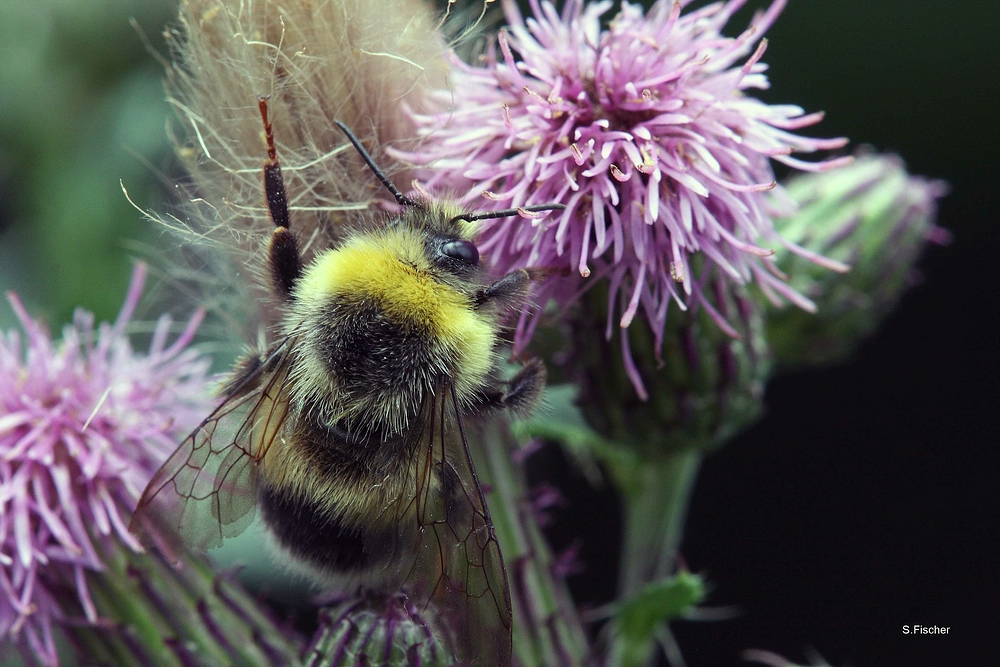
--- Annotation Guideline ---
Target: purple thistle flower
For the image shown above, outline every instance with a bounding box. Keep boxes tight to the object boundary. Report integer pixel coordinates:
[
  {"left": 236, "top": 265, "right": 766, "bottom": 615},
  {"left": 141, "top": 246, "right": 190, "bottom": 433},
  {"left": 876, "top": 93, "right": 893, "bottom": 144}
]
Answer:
[
  {"left": 399, "top": 0, "right": 851, "bottom": 394},
  {"left": 0, "top": 264, "right": 211, "bottom": 665}
]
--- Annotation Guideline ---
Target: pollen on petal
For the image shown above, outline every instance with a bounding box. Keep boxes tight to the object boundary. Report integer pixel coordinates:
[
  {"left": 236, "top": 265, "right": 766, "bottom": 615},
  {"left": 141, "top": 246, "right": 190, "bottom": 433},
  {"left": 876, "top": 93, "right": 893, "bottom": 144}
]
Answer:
[{"left": 394, "top": 0, "right": 854, "bottom": 395}]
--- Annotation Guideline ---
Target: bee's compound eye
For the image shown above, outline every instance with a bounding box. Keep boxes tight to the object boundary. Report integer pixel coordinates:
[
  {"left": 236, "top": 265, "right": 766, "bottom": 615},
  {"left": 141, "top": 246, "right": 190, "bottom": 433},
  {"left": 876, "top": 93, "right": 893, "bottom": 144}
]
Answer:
[{"left": 441, "top": 239, "right": 480, "bottom": 266}]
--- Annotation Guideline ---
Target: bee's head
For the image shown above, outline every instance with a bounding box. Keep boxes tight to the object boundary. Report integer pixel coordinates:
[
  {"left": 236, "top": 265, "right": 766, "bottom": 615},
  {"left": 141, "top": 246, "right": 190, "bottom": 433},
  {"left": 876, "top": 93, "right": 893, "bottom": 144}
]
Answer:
[
  {"left": 329, "top": 119, "right": 563, "bottom": 288},
  {"left": 382, "top": 205, "right": 483, "bottom": 283},
  {"left": 292, "top": 206, "right": 484, "bottom": 321}
]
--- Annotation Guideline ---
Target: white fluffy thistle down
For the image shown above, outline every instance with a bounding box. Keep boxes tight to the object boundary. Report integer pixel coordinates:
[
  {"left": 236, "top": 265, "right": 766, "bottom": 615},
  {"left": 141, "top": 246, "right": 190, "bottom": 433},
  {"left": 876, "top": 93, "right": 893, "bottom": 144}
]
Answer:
[
  {"left": 164, "top": 0, "right": 450, "bottom": 263},
  {"left": 150, "top": 0, "right": 455, "bottom": 341}
]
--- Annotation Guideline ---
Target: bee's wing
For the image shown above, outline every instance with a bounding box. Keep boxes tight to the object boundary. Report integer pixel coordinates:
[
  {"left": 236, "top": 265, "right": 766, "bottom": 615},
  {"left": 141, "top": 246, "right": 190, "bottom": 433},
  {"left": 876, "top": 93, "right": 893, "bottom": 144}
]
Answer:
[
  {"left": 399, "top": 380, "right": 513, "bottom": 666},
  {"left": 130, "top": 345, "right": 292, "bottom": 564}
]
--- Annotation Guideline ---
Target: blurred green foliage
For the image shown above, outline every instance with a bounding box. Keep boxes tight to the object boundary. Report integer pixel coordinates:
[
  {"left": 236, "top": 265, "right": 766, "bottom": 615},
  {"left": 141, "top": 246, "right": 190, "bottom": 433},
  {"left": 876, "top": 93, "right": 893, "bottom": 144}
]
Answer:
[{"left": 0, "top": 0, "right": 176, "bottom": 329}]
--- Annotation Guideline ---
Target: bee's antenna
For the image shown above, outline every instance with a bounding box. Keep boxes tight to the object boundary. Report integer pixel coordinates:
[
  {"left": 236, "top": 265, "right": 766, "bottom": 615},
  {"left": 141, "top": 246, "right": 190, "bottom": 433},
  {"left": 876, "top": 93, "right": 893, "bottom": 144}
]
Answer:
[
  {"left": 451, "top": 203, "right": 567, "bottom": 224},
  {"left": 334, "top": 120, "right": 421, "bottom": 209}
]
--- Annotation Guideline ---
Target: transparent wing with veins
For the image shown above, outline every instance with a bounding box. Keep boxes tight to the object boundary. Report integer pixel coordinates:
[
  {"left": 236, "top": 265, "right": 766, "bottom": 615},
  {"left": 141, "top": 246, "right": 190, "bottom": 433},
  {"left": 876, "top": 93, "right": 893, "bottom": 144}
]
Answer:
[
  {"left": 387, "top": 379, "right": 513, "bottom": 666},
  {"left": 130, "top": 348, "right": 512, "bottom": 665},
  {"left": 130, "top": 345, "right": 292, "bottom": 563}
]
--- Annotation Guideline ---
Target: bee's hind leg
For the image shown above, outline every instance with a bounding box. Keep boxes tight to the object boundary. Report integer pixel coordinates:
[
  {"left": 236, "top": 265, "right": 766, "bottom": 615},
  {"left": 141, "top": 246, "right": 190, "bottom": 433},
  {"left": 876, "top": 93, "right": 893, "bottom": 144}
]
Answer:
[
  {"left": 268, "top": 226, "right": 302, "bottom": 301},
  {"left": 473, "top": 358, "right": 546, "bottom": 418},
  {"left": 258, "top": 96, "right": 302, "bottom": 301}
]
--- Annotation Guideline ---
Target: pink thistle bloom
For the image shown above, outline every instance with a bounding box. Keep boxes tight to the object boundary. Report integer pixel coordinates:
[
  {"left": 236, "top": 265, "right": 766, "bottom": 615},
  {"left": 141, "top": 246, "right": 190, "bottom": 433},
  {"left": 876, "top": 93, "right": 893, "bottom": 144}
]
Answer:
[
  {"left": 0, "top": 264, "right": 211, "bottom": 665},
  {"left": 399, "top": 0, "right": 851, "bottom": 394}
]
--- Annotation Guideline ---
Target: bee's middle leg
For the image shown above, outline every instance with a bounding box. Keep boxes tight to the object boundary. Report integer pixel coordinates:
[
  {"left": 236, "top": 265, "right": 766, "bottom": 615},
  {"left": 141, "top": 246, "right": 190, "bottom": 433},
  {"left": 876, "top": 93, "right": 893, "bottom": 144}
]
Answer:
[{"left": 474, "top": 358, "right": 546, "bottom": 418}]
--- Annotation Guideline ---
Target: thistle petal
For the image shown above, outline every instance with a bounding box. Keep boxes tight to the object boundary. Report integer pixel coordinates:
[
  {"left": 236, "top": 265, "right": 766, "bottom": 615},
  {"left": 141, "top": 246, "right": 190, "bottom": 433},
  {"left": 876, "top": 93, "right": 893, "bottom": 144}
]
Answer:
[
  {"left": 0, "top": 264, "right": 213, "bottom": 662},
  {"left": 396, "top": 0, "right": 851, "bottom": 395}
]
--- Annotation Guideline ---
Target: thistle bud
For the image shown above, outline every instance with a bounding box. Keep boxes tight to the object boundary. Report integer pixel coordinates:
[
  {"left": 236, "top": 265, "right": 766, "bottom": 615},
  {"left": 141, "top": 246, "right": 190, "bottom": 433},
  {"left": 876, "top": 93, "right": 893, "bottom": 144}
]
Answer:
[
  {"left": 305, "top": 594, "right": 451, "bottom": 667},
  {"left": 766, "top": 152, "right": 948, "bottom": 367},
  {"left": 567, "top": 277, "right": 770, "bottom": 460}
]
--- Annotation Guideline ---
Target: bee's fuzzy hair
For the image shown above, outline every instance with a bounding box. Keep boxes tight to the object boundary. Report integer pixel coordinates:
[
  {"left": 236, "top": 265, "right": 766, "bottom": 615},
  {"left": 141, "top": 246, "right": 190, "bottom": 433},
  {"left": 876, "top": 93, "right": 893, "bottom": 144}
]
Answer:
[{"left": 158, "top": 0, "right": 452, "bottom": 336}]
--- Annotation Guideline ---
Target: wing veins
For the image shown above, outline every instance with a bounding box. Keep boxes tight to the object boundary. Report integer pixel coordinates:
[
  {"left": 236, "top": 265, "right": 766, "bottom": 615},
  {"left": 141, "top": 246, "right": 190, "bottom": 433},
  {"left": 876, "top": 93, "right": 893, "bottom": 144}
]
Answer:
[{"left": 131, "top": 340, "right": 293, "bottom": 554}]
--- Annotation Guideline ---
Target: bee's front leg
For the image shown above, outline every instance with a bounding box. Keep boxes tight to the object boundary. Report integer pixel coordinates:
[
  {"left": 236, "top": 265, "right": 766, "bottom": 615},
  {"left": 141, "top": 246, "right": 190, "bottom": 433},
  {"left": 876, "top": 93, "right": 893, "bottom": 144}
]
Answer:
[{"left": 474, "top": 269, "right": 539, "bottom": 310}]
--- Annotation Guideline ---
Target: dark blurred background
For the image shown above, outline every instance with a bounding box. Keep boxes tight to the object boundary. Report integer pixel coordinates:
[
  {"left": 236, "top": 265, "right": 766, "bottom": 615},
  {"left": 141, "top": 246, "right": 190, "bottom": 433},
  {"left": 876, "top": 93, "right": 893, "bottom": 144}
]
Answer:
[
  {"left": 683, "top": 2, "right": 998, "bottom": 664},
  {"left": 1, "top": 0, "right": 996, "bottom": 665}
]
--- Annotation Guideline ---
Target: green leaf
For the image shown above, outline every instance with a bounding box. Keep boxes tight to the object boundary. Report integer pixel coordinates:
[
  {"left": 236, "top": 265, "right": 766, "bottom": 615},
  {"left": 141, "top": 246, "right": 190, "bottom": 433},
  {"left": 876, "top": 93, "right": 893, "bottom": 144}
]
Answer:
[
  {"left": 510, "top": 384, "right": 639, "bottom": 488},
  {"left": 615, "top": 571, "right": 705, "bottom": 640},
  {"left": 610, "top": 572, "right": 706, "bottom": 667}
]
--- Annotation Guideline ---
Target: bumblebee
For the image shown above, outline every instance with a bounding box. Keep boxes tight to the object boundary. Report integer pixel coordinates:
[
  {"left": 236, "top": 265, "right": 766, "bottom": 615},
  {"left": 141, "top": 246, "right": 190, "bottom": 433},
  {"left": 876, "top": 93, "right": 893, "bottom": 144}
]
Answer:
[{"left": 131, "top": 99, "right": 562, "bottom": 666}]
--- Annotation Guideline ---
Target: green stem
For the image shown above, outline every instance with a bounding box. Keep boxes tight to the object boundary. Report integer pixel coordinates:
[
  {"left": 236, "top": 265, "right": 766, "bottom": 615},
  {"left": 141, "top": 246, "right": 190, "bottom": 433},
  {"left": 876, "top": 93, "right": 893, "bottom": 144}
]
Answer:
[
  {"left": 63, "top": 537, "right": 301, "bottom": 666},
  {"left": 617, "top": 449, "right": 702, "bottom": 599},
  {"left": 603, "top": 449, "right": 703, "bottom": 667},
  {"left": 476, "top": 420, "right": 591, "bottom": 667}
]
